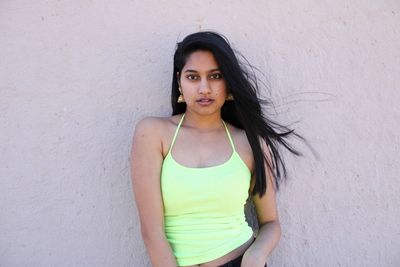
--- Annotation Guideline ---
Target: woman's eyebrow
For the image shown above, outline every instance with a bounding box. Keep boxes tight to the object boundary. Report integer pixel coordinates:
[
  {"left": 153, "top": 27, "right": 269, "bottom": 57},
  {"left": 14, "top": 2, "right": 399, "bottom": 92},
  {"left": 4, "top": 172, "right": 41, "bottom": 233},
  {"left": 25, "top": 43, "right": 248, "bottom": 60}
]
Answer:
[{"left": 184, "top": 68, "right": 221, "bottom": 73}]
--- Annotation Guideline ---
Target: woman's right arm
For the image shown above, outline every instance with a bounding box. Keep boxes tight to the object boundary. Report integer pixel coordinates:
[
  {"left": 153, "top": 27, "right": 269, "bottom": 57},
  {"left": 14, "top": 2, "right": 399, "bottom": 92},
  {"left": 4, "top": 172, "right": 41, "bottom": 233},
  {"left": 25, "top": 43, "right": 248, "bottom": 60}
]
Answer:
[{"left": 130, "top": 117, "right": 178, "bottom": 267}]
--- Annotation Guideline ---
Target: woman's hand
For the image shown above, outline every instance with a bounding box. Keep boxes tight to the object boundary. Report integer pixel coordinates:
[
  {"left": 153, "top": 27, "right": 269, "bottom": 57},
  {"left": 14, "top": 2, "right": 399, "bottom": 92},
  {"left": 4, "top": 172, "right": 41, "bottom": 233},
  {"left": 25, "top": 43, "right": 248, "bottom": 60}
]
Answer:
[{"left": 240, "top": 247, "right": 267, "bottom": 267}]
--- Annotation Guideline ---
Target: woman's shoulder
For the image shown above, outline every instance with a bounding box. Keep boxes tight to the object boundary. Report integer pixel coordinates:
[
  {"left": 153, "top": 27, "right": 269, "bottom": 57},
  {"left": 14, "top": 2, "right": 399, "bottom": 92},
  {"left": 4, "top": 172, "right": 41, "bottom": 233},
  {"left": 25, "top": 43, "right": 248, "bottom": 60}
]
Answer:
[
  {"left": 225, "top": 122, "right": 255, "bottom": 173},
  {"left": 225, "top": 122, "right": 248, "bottom": 145},
  {"left": 134, "top": 115, "right": 182, "bottom": 157},
  {"left": 134, "top": 115, "right": 181, "bottom": 138}
]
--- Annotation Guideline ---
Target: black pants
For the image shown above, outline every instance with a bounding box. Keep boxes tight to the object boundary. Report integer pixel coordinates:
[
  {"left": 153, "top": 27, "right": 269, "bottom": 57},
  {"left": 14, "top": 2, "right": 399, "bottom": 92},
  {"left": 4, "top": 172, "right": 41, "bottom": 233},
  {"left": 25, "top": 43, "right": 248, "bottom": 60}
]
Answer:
[{"left": 217, "top": 252, "right": 267, "bottom": 267}]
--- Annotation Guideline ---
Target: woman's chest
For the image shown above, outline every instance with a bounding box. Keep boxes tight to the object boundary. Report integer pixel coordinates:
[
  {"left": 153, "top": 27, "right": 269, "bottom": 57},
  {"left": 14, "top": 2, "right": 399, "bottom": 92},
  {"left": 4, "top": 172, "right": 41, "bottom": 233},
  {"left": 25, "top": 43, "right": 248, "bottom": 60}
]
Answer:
[{"left": 160, "top": 154, "right": 251, "bottom": 216}]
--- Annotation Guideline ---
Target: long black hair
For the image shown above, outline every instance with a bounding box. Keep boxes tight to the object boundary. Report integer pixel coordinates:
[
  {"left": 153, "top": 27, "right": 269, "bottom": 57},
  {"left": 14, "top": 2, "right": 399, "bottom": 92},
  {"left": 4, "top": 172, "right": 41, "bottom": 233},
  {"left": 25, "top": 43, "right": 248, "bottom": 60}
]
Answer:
[{"left": 171, "top": 31, "right": 313, "bottom": 198}]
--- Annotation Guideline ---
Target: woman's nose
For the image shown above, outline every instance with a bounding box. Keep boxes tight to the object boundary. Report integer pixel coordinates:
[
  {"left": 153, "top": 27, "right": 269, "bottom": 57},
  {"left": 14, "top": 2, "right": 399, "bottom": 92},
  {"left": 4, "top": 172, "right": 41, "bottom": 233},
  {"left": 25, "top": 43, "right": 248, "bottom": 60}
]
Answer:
[{"left": 198, "top": 79, "right": 211, "bottom": 94}]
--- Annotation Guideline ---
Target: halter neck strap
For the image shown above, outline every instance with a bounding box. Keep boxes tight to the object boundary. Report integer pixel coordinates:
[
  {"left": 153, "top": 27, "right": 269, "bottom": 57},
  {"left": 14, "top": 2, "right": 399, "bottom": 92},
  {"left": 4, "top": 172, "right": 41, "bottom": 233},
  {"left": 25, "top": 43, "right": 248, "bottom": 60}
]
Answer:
[
  {"left": 169, "top": 113, "right": 186, "bottom": 151},
  {"left": 221, "top": 120, "right": 236, "bottom": 152},
  {"left": 168, "top": 113, "right": 236, "bottom": 154}
]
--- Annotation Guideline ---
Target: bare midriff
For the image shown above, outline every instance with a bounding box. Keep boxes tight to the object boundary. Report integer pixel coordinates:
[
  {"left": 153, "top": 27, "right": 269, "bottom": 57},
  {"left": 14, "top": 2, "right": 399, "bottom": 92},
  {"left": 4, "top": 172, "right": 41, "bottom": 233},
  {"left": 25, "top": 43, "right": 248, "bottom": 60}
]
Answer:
[{"left": 182, "top": 236, "right": 255, "bottom": 267}]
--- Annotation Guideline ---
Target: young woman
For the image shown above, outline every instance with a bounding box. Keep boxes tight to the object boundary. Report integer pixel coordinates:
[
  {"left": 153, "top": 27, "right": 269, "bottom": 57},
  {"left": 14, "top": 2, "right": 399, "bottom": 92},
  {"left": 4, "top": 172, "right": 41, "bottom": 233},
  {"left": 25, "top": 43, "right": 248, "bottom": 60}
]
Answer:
[{"left": 131, "top": 31, "right": 306, "bottom": 267}]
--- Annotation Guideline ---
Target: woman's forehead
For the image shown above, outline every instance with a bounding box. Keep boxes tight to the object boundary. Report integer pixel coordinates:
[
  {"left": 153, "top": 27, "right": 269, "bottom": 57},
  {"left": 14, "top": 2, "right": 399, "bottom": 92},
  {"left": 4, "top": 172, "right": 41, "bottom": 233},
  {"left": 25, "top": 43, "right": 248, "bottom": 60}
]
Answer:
[{"left": 183, "top": 50, "right": 219, "bottom": 71}]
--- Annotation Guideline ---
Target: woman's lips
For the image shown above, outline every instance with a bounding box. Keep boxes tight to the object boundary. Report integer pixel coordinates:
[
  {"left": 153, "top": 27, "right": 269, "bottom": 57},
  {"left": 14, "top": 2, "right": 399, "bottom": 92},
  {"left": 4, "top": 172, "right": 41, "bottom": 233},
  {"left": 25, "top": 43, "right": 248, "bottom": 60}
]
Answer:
[{"left": 196, "top": 99, "right": 214, "bottom": 106}]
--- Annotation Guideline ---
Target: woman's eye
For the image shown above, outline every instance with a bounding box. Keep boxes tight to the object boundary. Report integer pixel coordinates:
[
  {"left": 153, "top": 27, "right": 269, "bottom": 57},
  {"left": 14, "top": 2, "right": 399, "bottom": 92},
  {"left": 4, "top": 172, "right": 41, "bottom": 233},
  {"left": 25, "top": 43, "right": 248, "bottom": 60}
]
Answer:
[
  {"left": 187, "top": 75, "right": 198, "bottom": 80},
  {"left": 210, "top": 73, "right": 222, "bottom": 79}
]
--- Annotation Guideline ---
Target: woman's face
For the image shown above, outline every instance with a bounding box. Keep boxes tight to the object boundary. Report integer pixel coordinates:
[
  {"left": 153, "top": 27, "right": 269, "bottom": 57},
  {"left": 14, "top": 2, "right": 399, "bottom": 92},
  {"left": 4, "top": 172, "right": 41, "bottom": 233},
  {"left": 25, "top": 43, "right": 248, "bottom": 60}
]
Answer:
[{"left": 178, "top": 50, "right": 227, "bottom": 116}]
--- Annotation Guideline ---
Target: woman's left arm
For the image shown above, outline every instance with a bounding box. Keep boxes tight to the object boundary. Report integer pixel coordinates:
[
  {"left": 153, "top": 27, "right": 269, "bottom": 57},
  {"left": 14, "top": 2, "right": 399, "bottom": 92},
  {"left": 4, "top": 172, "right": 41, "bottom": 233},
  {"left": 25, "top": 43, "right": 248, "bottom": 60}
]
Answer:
[{"left": 241, "top": 139, "right": 281, "bottom": 267}]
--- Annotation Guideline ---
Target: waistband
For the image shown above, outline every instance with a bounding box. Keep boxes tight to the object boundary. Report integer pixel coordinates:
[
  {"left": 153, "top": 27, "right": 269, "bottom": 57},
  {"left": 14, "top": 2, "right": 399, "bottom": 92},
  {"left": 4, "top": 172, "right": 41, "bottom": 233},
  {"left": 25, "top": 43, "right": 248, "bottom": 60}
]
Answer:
[{"left": 218, "top": 256, "right": 267, "bottom": 267}]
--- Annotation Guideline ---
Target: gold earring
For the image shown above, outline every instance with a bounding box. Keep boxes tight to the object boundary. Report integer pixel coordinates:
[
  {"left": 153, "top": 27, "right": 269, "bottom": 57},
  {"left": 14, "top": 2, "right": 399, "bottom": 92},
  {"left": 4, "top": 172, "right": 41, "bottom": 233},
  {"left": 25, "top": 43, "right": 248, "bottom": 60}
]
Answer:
[
  {"left": 177, "top": 87, "right": 185, "bottom": 103},
  {"left": 226, "top": 93, "right": 234, "bottom": 101}
]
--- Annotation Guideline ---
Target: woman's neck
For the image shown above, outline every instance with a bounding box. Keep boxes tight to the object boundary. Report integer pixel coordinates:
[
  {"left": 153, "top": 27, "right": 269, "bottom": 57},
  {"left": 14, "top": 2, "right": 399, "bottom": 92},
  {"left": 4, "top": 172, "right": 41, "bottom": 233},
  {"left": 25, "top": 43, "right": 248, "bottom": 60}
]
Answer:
[{"left": 182, "top": 110, "right": 224, "bottom": 132}]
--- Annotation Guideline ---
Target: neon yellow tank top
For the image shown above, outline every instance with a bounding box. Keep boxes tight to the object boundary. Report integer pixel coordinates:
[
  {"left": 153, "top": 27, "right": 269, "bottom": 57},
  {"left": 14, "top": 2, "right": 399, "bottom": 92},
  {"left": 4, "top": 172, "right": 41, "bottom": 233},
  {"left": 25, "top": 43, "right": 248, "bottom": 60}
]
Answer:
[{"left": 160, "top": 113, "right": 254, "bottom": 266}]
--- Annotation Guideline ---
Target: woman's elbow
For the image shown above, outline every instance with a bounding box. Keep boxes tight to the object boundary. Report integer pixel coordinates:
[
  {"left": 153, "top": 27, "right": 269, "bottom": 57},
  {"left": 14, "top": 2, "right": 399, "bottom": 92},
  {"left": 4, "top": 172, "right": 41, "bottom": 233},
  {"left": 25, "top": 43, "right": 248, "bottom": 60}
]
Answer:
[{"left": 260, "top": 219, "right": 282, "bottom": 240}]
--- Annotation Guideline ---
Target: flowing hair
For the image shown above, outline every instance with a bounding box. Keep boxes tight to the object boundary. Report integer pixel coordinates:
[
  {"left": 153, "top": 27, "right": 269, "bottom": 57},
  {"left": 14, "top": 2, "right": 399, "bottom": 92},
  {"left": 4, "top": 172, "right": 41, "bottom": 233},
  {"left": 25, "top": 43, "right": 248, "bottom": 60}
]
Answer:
[{"left": 171, "top": 31, "right": 313, "bottom": 198}]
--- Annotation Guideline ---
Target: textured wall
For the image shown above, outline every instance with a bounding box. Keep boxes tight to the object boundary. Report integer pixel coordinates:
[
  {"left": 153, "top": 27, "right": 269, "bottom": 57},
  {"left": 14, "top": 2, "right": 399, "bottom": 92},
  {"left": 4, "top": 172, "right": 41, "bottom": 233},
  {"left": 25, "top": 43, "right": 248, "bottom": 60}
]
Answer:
[{"left": 1, "top": 1, "right": 399, "bottom": 266}]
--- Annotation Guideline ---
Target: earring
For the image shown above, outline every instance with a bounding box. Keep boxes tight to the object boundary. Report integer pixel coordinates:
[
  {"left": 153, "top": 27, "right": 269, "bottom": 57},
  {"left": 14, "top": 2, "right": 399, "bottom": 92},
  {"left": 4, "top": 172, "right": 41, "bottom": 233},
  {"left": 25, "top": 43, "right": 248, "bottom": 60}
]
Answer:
[
  {"left": 177, "top": 87, "right": 185, "bottom": 103},
  {"left": 226, "top": 93, "right": 234, "bottom": 101}
]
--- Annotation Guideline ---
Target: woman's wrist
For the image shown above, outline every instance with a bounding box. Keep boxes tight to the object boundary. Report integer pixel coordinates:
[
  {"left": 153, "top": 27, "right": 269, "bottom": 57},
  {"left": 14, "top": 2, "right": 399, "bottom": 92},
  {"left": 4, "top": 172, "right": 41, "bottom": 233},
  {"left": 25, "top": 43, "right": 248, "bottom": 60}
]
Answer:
[{"left": 242, "top": 246, "right": 268, "bottom": 267}]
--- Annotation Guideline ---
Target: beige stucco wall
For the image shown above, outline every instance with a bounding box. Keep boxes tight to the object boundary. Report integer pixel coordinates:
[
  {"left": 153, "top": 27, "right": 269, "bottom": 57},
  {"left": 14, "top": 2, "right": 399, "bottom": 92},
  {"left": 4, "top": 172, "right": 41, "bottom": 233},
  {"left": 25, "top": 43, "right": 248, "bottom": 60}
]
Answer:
[{"left": 1, "top": 1, "right": 399, "bottom": 266}]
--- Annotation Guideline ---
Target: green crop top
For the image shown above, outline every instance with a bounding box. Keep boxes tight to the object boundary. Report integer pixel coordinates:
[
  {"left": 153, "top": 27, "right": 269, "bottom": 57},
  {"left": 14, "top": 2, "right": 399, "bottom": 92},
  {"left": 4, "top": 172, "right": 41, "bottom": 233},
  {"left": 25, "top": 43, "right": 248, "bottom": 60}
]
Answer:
[{"left": 160, "top": 113, "right": 254, "bottom": 266}]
